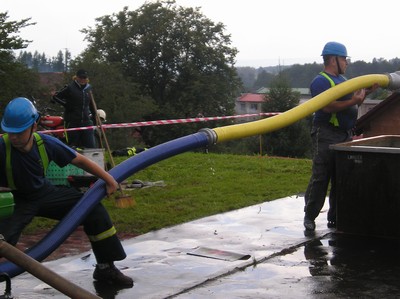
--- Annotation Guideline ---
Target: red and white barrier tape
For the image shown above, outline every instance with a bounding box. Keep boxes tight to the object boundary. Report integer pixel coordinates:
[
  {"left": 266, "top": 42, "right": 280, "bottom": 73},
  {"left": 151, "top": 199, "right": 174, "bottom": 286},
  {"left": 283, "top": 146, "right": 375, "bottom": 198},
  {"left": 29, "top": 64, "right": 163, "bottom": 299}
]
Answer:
[{"left": 38, "top": 112, "right": 280, "bottom": 134}]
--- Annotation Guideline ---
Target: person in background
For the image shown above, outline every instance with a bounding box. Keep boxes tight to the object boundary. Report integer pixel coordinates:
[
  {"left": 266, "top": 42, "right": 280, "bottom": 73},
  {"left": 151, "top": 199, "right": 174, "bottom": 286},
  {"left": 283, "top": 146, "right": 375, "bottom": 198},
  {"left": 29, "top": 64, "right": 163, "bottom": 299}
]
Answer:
[
  {"left": 52, "top": 69, "right": 96, "bottom": 148},
  {"left": 93, "top": 109, "right": 107, "bottom": 148},
  {"left": 0, "top": 97, "right": 134, "bottom": 287},
  {"left": 303, "top": 41, "right": 378, "bottom": 231}
]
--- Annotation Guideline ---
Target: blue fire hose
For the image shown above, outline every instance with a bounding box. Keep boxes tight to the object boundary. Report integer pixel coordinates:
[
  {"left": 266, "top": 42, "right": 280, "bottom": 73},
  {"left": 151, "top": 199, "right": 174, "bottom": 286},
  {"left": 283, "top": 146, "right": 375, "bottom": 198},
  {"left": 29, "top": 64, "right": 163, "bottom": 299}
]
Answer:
[{"left": 0, "top": 131, "right": 211, "bottom": 277}]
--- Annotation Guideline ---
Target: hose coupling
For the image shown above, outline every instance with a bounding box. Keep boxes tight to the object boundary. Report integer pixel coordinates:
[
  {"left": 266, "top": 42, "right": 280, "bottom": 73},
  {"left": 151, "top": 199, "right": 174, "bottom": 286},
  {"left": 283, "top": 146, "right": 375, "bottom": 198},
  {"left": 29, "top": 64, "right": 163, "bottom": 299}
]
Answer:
[{"left": 199, "top": 128, "right": 218, "bottom": 145}]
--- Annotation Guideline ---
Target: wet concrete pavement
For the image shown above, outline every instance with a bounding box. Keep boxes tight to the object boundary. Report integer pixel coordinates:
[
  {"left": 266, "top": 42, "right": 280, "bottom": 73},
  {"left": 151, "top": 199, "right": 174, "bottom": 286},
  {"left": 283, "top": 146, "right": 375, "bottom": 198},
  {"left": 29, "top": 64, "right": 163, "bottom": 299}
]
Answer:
[{"left": 7, "top": 195, "right": 400, "bottom": 298}]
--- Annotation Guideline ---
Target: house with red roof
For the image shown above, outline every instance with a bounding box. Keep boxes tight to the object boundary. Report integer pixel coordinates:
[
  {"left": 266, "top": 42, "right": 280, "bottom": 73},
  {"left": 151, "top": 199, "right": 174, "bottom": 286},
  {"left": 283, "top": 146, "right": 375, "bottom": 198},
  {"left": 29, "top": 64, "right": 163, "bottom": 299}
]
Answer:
[
  {"left": 234, "top": 93, "right": 266, "bottom": 123},
  {"left": 235, "top": 93, "right": 266, "bottom": 114},
  {"left": 234, "top": 87, "right": 312, "bottom": 122}
]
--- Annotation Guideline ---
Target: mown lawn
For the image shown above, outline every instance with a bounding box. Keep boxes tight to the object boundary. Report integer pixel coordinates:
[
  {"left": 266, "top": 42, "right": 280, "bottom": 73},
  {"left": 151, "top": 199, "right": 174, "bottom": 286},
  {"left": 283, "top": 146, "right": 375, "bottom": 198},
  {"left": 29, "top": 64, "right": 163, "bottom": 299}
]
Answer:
[{"left": 26, "top": 152, "right": 311, "bottom": 235}]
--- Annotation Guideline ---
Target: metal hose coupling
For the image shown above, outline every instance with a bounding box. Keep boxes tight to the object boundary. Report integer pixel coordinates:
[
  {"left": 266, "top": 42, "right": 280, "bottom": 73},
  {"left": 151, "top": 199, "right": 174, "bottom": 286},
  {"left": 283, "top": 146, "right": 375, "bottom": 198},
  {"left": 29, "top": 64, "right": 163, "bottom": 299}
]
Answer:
[
  {"left": 387, "top": 71, "right": 400, "bottom": 90},
  {"left": 198, "top": 128, "right": 218, "bottom": 145}
]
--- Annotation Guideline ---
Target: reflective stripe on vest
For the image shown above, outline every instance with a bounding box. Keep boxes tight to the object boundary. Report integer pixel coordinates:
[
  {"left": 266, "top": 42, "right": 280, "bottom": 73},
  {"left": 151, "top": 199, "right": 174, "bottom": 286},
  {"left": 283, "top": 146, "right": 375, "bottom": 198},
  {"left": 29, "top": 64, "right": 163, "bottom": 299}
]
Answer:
[
  {"left": 319, "top": 72, "right": 339, "bottom": 127},
  {"left": 3, "top": 132, "right": 49, "bottom": 190}
]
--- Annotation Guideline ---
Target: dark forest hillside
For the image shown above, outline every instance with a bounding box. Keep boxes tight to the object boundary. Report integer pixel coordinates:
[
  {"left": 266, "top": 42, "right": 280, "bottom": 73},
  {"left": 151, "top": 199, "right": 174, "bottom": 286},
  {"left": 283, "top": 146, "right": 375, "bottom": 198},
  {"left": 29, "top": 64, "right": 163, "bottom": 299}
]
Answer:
[{"left": 237, "top": 58, "right": 400, "bottom": 92}]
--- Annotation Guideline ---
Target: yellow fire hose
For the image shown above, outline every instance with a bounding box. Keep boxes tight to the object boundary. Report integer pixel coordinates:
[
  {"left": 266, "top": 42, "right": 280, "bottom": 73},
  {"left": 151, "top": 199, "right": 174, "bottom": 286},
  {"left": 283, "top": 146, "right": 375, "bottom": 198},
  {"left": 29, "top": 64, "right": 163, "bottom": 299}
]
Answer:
[{"left": 213, "top": 73, "right": 399, "bottom": 143}]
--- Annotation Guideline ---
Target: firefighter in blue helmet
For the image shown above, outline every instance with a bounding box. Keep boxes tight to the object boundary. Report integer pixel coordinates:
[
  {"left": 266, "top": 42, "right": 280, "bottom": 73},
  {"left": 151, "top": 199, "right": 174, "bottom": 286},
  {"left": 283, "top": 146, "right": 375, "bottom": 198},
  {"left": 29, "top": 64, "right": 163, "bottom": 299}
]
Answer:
[
  {"left": 303, "top": 42, "right": 378, "bottom": 231},
  {"left": 0, "top": 97, "right": 134, "bottom": 287}
]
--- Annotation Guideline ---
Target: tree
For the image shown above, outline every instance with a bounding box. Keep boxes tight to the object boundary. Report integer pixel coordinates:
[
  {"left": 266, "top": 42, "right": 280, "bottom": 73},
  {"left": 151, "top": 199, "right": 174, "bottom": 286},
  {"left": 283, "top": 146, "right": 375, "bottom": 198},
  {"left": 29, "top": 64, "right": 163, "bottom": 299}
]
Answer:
[
  {"left": 0, "top": 12, "right": 35, "bottom": 51},
  {"left": 79, "top": 0, "right": 241, "bottom": 146},
  {"left": 51, "top": 51, "right": 65, "bottom": 72},
  {"left": 282, "top": 62, "right": 322, "bottom": 88},
  {"left": 17, "top": 49, "right": 71, "bottom": 72},
  {"left": 252, "top": 70, "right": 275, "bottom": 91},
  {"left": 236, "top": 67, "right": 256, "bottom": 92},
  {"left": 263, "top": 73, "right": 300, "bottom": 112},
  {"left": 0, "top": 12, "right": 39, "bottom": 112},
  {"left": 262, "top": 73, "right": 312, "bottom": 158}
]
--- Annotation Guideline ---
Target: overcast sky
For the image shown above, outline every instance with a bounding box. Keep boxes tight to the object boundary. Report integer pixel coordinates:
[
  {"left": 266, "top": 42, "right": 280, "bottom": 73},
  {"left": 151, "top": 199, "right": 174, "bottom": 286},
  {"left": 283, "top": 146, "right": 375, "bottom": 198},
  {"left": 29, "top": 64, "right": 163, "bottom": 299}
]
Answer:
[{"left": 1, "top": 0, "right": 399, "bottom": 67}]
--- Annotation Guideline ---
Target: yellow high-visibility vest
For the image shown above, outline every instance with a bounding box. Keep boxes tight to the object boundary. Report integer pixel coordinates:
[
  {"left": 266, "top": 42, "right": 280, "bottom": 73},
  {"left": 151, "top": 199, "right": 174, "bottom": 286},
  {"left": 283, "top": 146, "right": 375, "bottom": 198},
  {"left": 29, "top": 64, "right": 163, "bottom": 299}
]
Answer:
[{"left": 2, "top": 133, "right": 49, "bottom": 190}]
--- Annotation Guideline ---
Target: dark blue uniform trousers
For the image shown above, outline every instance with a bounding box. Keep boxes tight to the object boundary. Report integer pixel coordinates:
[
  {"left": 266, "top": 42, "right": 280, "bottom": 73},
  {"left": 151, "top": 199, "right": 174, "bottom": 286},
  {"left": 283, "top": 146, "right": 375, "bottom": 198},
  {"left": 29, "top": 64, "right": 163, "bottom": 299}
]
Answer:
[
  {"left": 0, "top": 184, "right": 126, "bottom": 263},
  {"left": 304, "top": 124, "right": 351, "bottom": 222}
]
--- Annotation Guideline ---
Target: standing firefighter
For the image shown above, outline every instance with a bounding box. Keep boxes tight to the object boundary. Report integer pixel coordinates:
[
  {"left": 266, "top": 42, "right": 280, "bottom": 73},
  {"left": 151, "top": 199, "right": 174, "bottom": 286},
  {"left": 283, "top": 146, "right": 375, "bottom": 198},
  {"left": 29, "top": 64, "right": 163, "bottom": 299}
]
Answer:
[
  {"left": 52, "top": 69, "right": 97, "bottom": 148},
  {"left": 303, "top": 42, "right": 378, "bottom": 231},
  {"left": 0, "top": 97, "right": 134, "bottom": 287}
]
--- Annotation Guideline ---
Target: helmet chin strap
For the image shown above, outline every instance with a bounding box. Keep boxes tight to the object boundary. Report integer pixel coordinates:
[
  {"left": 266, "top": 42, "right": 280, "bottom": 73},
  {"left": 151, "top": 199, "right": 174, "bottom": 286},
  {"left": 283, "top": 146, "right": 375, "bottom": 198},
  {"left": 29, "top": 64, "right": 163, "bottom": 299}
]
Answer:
[
  {"left": 335, "top": 56, "right": 343, "bottom": 75},
  {"left": 19, "top": 125, "right": 35, "bottom": 151}
]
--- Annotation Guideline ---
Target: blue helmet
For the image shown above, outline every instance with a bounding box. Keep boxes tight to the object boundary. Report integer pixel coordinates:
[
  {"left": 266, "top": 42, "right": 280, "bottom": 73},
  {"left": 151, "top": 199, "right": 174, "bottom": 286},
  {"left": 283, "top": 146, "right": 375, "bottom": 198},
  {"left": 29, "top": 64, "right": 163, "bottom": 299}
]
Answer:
[
  {"left": 1, "top": 97, "right": 39, "bottom": 133},
  {"left": 321, "top": 41, "right": 348, "bottom": 57}
]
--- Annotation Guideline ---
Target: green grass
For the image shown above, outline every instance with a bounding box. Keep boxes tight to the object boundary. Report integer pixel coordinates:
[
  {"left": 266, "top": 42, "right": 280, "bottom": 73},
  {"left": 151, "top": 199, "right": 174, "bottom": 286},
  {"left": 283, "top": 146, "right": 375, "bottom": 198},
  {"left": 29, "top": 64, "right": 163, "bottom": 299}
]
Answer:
[{"left": 26, "top": 152, "right": 311, "bottom": 235}]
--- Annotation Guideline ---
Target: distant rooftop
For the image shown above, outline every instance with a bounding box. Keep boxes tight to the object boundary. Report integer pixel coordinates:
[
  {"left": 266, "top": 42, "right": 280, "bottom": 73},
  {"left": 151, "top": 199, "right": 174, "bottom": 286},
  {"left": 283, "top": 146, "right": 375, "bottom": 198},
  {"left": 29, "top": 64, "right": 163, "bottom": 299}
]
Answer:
[
  {"left": 256, "top": 87, "right": 310, "bottom": 95},
  {"left": 237, "top": 93, "right": 265, "bottom": 103}
]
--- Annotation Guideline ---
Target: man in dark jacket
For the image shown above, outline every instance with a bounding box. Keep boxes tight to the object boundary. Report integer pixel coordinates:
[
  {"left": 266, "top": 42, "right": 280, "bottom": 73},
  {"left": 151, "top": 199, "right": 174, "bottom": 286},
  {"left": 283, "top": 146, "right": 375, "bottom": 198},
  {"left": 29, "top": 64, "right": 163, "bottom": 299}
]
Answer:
[{"left": 52, "top": 69, "right": 96, "bottom": 148}]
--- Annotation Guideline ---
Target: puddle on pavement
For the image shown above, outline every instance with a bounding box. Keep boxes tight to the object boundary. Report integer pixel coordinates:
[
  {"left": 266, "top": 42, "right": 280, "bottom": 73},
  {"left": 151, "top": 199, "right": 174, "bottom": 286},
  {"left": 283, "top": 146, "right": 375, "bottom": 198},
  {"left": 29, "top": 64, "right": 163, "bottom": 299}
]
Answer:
[{"left": 178, "top": 232, "right": 400, "bottom": 298}]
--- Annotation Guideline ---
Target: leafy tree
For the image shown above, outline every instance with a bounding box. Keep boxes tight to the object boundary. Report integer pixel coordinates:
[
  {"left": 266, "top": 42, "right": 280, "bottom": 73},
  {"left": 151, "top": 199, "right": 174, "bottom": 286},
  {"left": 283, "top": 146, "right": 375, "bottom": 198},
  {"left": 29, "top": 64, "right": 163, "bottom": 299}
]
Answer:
[
  {"left": 252, "top": 70, "right": 275, "bottom": 91},
  {"left": 79, "top": 0, "right": 241, "bottom": 146},
  {"left": 0, "top": 12, "right": 34, "bottom": 50},
  {"left": 263, "top": 73, "right": 300, "bottom": 112},
  {"left": 0, "top": 12, "right": 39, "bottom": 112},
  {"left": 262, "top": 73, "right": 311, "bottom": 158}
]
